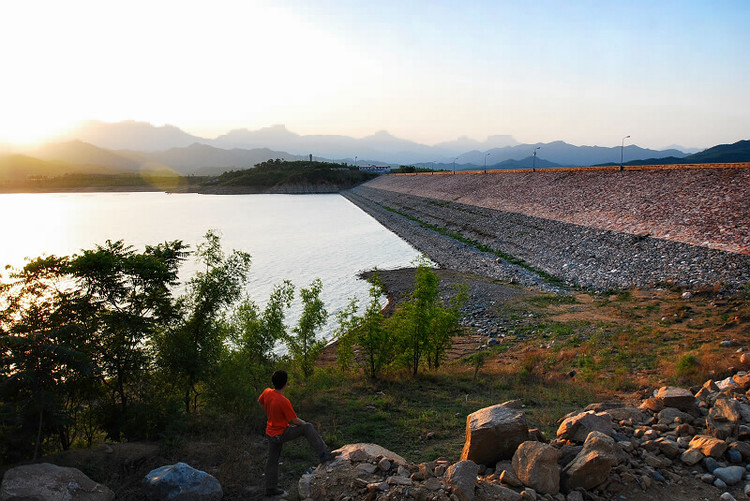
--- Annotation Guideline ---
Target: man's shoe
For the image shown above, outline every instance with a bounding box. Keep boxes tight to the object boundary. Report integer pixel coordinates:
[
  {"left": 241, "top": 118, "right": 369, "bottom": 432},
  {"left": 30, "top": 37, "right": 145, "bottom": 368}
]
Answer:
[
  {"left": 265, "top": 487, "right": 286, "bottom": 497},
  {"left": 319, "top": 451, "right": 341, "bottom": 464}
]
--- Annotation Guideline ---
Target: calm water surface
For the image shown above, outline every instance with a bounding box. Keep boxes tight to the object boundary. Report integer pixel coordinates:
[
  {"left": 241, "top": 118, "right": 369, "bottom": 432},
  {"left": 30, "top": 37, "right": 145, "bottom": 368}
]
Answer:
[{"left": 0, "top": 192, "right": 423, "bottom": 341}]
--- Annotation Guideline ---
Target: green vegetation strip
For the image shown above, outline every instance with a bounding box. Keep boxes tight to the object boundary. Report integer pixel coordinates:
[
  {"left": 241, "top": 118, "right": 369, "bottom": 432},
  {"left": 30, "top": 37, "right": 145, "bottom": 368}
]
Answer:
[{"left": 378, "top": 202, "right": 564, "bottom": 287}]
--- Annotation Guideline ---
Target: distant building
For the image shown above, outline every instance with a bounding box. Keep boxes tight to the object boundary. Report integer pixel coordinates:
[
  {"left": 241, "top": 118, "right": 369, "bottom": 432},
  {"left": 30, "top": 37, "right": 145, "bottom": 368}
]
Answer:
[{"left": 358, "top": 164, "right": 391, "bottom": 174}]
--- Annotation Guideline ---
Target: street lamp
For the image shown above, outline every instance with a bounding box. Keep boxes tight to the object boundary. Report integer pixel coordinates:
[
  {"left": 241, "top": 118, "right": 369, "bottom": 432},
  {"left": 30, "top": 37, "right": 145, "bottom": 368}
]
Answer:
[
  {"left": 354, "top": 155, "right": 358, "bottom": 168},
  {"left": 484, "top": 152, "right": 490, "bottom": 174},
  {"left": 453, "top": 157, "right": 458, "bottom": 174},
  {"left": 620, "top": 136, "right": 630, "bottom": 171},
  {"left": 532, "top": 146, "right": 540, "bottom": 172}
]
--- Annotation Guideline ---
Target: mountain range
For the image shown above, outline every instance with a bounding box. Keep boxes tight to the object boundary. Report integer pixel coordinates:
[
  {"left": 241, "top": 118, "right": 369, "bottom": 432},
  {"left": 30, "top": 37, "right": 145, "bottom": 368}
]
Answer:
[
  {"left": 1, "top": 121, "right": 746, "bottom": 181},
  {"left": 49, "top": 120, "right": 689, "bottom": 167}
]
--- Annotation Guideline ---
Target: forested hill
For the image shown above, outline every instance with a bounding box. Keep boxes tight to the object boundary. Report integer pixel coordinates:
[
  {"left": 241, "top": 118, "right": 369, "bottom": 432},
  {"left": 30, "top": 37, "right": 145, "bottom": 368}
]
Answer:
[
  {"left": 606, "top": 139, "right": 750, "bottom": 167},
  {"left": 193, "top": 160, "right": 377, "bottom": 194}
]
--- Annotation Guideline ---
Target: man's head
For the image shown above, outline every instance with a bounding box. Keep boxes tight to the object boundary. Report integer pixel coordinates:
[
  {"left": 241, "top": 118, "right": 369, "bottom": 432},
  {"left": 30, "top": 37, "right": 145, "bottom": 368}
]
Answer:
[{"left": 271, "top": 370, "right": 288, "bottom": 390}]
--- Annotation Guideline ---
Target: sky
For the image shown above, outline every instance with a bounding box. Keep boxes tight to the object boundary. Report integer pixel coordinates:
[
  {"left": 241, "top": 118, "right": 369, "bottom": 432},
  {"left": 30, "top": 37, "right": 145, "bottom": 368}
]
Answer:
[{"left": 1, "top": 0, "right": 749, "bottom": 150}]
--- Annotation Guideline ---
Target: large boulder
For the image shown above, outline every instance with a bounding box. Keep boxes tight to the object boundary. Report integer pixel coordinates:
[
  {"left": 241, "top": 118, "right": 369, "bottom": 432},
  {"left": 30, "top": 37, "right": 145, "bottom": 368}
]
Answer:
[
  {"left": 511, "top": 441, "right": 560, "bottom": 495},
  {"left": 654, "top": 386, "right": 696, "bottom": 411},
  {"left": 557, "top": 411, "right": 613, "bottom": 443},
  {"left": 143, "top": 462, "right": 222, "bottom": 501},
  {"left": 0, "top": 463, "right": 114, "bottom": 501},
  {"left": 444, "top": 460, "right": 479, "bottom": 501},
  {"left": 562, "top": 431, "right": 617, "bottom": 491},
  {"left": 460, "top": 404, "right": 528, "bottom": 466}
]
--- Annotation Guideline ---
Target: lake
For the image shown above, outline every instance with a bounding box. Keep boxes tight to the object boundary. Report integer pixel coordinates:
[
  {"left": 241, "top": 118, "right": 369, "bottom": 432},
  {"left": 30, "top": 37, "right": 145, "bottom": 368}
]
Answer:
[{"left": 0, "top": 192, "right": 423, "bottom": 343}]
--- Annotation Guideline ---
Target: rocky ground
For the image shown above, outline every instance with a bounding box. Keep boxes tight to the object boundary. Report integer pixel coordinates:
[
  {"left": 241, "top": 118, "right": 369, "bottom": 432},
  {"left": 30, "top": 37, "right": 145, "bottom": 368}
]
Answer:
[{"left": 300, "top": 375, "right": 750, "bottom": 501}]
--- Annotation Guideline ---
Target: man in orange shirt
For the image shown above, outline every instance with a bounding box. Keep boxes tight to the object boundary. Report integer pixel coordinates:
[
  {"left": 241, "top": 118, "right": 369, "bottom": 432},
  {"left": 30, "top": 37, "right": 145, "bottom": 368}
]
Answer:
[{"left": 258, "top": 370, "right": 336, "bottom": 497}]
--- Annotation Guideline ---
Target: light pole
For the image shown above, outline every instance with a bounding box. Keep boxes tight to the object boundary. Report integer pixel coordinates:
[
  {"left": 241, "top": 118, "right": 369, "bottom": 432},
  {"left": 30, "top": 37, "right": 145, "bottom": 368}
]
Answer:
[
  {"left": 453, "top": 157, "right": 458, "bottom": 174},
  {"left": 620, "top": 136, "right": 630, "bottom": 171},
  {"left": 484, "top": 152, "right": 490, "bottom": 174},
  {"left": 532, "top": 146, "right": 540, "bottom": 172},
  {"left": 354, "top": 155, "right": 358, "bottom": 169}
]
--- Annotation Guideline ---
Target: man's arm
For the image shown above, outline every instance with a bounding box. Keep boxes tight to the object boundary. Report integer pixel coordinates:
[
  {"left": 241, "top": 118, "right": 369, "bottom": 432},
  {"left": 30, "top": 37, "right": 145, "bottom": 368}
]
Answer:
[{"left": 289, "top": 417, "right": 306, "bottom": 426}]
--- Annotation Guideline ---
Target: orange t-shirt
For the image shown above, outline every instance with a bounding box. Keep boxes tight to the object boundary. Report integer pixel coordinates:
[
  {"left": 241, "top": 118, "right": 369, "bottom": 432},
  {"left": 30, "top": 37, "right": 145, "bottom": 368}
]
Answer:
[{"left": 258, "top": 388, "right": 297, "bottom": 437}]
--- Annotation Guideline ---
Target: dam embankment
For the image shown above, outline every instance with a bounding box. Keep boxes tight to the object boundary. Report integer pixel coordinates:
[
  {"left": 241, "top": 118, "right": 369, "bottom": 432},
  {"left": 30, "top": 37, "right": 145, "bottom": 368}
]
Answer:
[{"left": 344, "top": 166, "right": 750, "bottom": 291}]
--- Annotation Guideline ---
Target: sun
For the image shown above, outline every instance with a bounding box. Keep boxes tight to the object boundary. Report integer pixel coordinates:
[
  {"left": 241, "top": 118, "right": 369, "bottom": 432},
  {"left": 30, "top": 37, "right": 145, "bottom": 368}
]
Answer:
[{"left": 0, "top": 117, "right": 73, "bottom": 148}]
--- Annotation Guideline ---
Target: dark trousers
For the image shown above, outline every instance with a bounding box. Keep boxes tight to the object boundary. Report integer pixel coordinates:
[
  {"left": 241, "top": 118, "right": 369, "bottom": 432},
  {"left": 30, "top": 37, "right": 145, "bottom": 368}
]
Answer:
[{"left": 265, "top": 423, "right": 326, "bottom": 490}]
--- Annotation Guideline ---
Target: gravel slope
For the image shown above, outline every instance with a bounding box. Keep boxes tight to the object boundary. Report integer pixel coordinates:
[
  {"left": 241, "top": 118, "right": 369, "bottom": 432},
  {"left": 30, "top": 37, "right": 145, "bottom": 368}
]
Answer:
[{"left": 344, "top": 179, "right": 750, "bottom": 291}]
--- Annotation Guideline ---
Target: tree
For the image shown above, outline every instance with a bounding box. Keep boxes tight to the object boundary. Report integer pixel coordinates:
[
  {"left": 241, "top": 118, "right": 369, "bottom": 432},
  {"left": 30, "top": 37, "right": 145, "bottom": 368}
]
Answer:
[
  {"left": 285, "top": 279, "right": 327, "bottom": 378},
  {"left": 390, "top": 259, "right": 465, "bottom": 375},
  {"left": 67, "top": 239, "right": 187, "bottom": 440},
  {"left": 335, "top": 281, "right": 393, "bottom": 379},
  {"left": 0, "top": 256, "right": 92, "bottom": 460},
  {"left": 156, "top": 230, "right": 251, "bottom": 413},
  {"left": 209, "top": 281, "right": 294, "bottom": 417}
]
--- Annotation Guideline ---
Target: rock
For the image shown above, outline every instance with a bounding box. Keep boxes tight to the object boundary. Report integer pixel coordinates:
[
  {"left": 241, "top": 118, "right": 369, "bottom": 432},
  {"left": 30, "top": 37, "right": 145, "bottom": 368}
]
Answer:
[
  {"left": 703, "top": 457, "right": 721, "bottom": 473},
  {"left": 562, "top": 431, "right": 617, "bottom": 491},
  {"left": 0, "top": 463, "right": 114, "bottom": 501},
  {"left": 502, "top": 399, "right": 524, "bottom": 409},
  {"left": 732, "top": 372, "right": 750, "bottom": 390},
  {"left": 714, "top": 478, "right": 728, "bottom": 489},
  {"left": 520, "top": 487, "right": 537, "bottom": 500},
  {"left": 643, "top": 452, "right": 672, "bottom": 469},
  {"left": 714, "top": 466, "right": 746, "bottom": 486},
  {"left": 460, "top": 404, "right": 529, "bottom": 465},
  {"left": 566, "top": 492, "right": 584, "bottom": 501},
  {"left": 557, "top": 445, "right": 583, "bottom": 467},
  {"left": 143, "top": 462, "right": 222, "bottom": 501},
  {"left": 377, "top": 458, "right": 391, "bottom": 471},
  {"left": 527, "top": 428, "right": 546, "bottom": 442},
  {"left": 445, "top": 460, "right": 479, "bottom": 501},
  {"left": 728, "top": 449, "right": 743, "bottom": 463},
  {"left": 499, "top": 468, "right": 524, "bottom": 487},
  {"left": 717, "top": 377, "right": 739, "bottom": 391},
  {"left": 605, "top": 406, "right": 648, "bottom": 425},
  {"left": 720, "top": 493, "right": 737, "bottom": 501},
  {"left": 655, "top": 438, "right": 681, "bottom": 459},
  {"left": 689, "top": 435, "right": 728, "bottom": 458},
  {"left": 730, "top": 441, "right": 750, "bottom": 460},
  {"left": 357, "top": 463, "right": 377, "bottom": 474},
  {"left": 476, "top": 483, "right": 522, "bottom": 501},
  {"left": 707, "top": 415, "right": 738, "bottom": 440},
  {"left": 640, "top": 398, "right": 664, "bottom": 412},
  {"left": 556, "top": 411, "right": 613, "bottom": 443},
  {"left": 740, "top": 353, "right": 750, "bottom": 367},
  {"left": 700, "top": 473, "right": 714, "bottom": 483},
  {"left": 654, "top": 386, "right": 696, "bottom": 411},
  {"left": 298, "top": 473, "right": 313, "bottom": 498},
  {"left": 334, "top": 443, "right": 407, "bottom": 465},
  {"left": 424, "top": 477, "right": 443, "bottom": 491},
  {"left": 512, "top": 441, "right": 560, "bottom": 495},
  {"left": 386, "top": 476, "right": 412, "bottom": 486},
  {"left": 680, "top": 448, "right": 704, "bottom": 466},
  {"left": 713, "top": 397, "right": 743, "bottom": 422},
  {"left": 657, "top": 407, "right": 694, "bottom": 424}
]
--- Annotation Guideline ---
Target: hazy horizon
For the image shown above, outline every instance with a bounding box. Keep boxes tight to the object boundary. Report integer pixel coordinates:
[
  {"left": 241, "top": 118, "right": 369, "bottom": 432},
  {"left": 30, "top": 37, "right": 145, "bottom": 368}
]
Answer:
[{"left": 2, "top": 0, "right": 748, "bottom": 151}]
